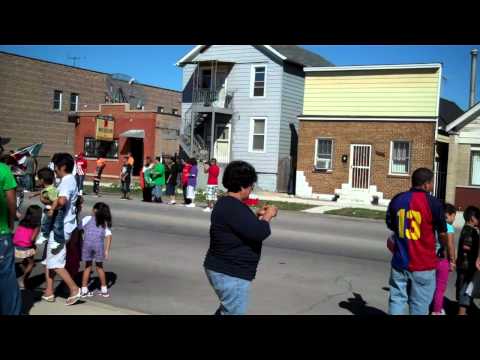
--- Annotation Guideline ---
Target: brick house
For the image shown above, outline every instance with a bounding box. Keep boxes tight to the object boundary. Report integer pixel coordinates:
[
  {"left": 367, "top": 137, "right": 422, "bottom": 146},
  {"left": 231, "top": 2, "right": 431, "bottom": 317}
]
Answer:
[
  {"left": 73, "top": 103, "right": 181, "bottom": 180},
  {"left": 0, "top": 51, "right": 181, "bottom": 167},
  {"left": 295, "top": 63, "right": 443, "bottom": 205}
]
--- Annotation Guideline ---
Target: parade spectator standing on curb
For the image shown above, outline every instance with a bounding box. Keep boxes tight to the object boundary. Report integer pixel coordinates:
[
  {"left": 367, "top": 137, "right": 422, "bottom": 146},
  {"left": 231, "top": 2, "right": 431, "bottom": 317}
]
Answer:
[
  {"left": 386, "top": 168, "right": 447, "bottom": 315},
  {"left": 75, "top": 152, "right": 87, "bottom": 196},
  {"left": 0, "top": 160, "right": 21, "bottom": 315},
  {"left": 120, "top": 156, "right": 132, "bottom": 200},
  {"left": 431, "top": 203, "right": 457, "bottom": 315},
  {"left": 41, "top": 153, "right": 81, "bottom": 306},
  {"left": 181, "top": 159, "right": 191, "bottom": 205},
  {"left": 140, "top": 157, "right": 154, "bottom": 202},
  {"left": 152, "top": 157, "right": 165, "bottom": 203},
  {"left": 203, "top": 158, "right": 220, "bottom": 213},
  {"left": 455, "top": 206, "right": 480, "bottom": 315},
  {"left": 203, "top": 160, "right": 278, "bottom": 315},
  {"left": 13, "top": 205, "right": 42, "bottom": 290},
  {"left": 166, "top": 158, "right": 179, "bottom": 205},
  {"left": 80, "top": 202, "right": 113, "bottom": 298},
  {"left": 127, "top": 152, "right": 135, "bottom": 178},
  {"left": 93, "top": 156, "right": 106, "bottom": 197},
  {"left": 185, "top": 158, "right": 198, "bottom": 208}
]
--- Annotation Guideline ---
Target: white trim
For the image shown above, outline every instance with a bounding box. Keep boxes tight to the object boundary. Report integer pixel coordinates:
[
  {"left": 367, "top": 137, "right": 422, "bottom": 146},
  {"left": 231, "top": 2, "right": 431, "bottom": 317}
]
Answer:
[
  {"left": 434, "top": 65, "right": 442, "bottom": 141},
  {"left": 250, "top": 64, "right": 267, "bottom": 98},
  {"left": 53, "top": 90, "right": 62, "bottom": 111},
  {"left": 248, "top": 117, "right": 267, "bottom": 153},
  {"left": 389, "top": 140, "right": 411, "bottom": 176},
  {"left": 298, "top": 116, "right": 437, "bottom": 122},
  {"left": 472, "top": 147, "right": 480, "bottom": 151},
  {"left": 176, "top": 45, "right": 287, "bottom": 66},
  {"left": 263, "top": 45, "right": 287, "bottom": 60},
  {"left": 313, "top": 138, "right": 334, "bottom": 170},
  {"left": 175, "top": 45, "right": 206, "bottom": 66},
  {"left": 446, "top": 102, "right": 480, "bottom": 132},
  {"left": 304, "top": 63, "right": 442, "bottom": 72}
]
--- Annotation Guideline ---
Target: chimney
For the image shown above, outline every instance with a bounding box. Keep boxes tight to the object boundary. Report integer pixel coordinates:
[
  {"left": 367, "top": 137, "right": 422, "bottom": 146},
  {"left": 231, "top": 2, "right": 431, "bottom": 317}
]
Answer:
[{"left": 469, "top": 48, "right": 478, "bottom": 108}]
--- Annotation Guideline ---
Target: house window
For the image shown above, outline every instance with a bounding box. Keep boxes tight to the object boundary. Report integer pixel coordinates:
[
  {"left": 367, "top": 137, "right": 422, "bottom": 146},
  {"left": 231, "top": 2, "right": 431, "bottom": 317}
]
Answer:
[
  {"left": 251, "top": 65, "right": 266, "bottom": 97},
  {"left": 53, "top": 90, "right": 62, "bottom": 111},
  {"left": 83, "top": 137, "right": 119, "bottom": 159},
  {"left": 157, "top": 106, "right": 164, "bottom": 113},
  {"left": 201, "top": 69, "right": 212, "bottom": 89},
  {"left": 250, "top": 118, "right": 266, "bottom": 152},
  {"left": 390, "top": 141, "right": 411, "bottom": 175},
  {"left": 315, "top": 139, "right": 333, "bottom": 170},
  {"left": 470, "top": 150, "right": 480, "bottom": 186},
  {"left": 172, "top": 108, "right": 179, "bottom": 115},
  {"left": 70, "top": 93, "right": 79, "bottom": 112}
]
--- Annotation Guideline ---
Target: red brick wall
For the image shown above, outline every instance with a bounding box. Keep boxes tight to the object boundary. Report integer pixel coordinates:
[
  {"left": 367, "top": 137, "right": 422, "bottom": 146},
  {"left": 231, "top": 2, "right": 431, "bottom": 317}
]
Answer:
[
  {"left": 454, "top": 186, "right": 480, "bottom": 211},
  {"left": 297, "top": 121, "right": 436, "bottom": 199},
  {"left": 74, "top": 104, "right": 156, "bottom": 178}
]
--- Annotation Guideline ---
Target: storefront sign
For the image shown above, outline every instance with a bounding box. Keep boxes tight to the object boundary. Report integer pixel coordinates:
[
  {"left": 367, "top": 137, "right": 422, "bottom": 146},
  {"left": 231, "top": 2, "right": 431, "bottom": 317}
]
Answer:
[{"left": 96, "top": 116, "right": 114, "bottom": 141}]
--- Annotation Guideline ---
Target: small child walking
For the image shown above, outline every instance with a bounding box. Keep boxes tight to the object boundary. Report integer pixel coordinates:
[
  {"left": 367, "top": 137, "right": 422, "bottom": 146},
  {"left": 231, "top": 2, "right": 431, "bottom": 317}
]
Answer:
[
  {"left": 79, "top": 202, "right": 113, "bottom": 298},
  {"left": 185, "top": 158, "right": 198, "bottom": 208},
  {"left": 431, "top": 203, "right": 457, "bottom": 315},
  {"left": 13, "top": 205, "right": 42, "bottom": 289}
]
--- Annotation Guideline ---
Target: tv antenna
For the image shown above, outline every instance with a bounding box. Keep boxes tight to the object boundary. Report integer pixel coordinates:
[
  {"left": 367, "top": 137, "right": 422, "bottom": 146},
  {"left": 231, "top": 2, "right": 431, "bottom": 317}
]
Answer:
[{"left": 67, "top": 55, "right": 86, "bottom": 67}]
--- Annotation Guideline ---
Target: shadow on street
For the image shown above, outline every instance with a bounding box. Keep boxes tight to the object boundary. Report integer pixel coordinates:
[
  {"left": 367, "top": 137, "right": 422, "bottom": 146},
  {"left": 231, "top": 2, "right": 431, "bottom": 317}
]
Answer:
[{"left": 339, "top": 292, "right": 387, "bottom": 315}]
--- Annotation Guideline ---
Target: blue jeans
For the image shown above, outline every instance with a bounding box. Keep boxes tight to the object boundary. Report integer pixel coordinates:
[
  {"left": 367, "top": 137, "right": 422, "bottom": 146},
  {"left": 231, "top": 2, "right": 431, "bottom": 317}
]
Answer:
[
  {"left": 0, "top": 234, "right": 21, "bottom": 315},
  {"left": 388, "top": 267, "right": 436, "bottom": 315},
  {"left": 205, "top": 268, "right": 251, "bottom": 315},
  {"left": 41, "top": 208, "right": 65, "bottom": 247}
]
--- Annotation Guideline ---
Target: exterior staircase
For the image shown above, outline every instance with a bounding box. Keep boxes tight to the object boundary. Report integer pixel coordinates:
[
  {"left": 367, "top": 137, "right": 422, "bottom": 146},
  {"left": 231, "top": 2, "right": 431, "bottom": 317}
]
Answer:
[{"left": 334, "top": 184, "right": 390, "bottom": 207}]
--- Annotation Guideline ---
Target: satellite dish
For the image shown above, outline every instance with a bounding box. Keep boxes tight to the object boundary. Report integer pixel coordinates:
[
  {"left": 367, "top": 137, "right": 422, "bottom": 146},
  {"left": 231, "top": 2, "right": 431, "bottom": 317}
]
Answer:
[{"left": 105, "top": 74, "right": 146, "bottom": 108}]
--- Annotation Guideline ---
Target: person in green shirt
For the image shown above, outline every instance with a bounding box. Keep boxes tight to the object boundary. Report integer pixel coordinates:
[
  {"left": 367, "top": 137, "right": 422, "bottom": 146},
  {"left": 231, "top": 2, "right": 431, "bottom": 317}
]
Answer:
[
  {"left": 0, "top": 162, "right": 22, "bottom": 315},
  {"left": 151, "top": 157, "right": 165, "bottom": 203}
]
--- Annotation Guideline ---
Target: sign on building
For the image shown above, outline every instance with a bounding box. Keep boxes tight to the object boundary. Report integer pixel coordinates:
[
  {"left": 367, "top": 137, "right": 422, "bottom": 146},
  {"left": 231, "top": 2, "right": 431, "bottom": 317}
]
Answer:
[{"left": 96, "top": 116, "right": 114, "bottom": 141}]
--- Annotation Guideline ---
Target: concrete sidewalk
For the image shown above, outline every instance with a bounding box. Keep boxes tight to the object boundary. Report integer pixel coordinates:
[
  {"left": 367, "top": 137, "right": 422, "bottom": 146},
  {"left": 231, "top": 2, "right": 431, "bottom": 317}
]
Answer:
[{"left": 27, "top": 296, "right": 146, "bottom": 315}]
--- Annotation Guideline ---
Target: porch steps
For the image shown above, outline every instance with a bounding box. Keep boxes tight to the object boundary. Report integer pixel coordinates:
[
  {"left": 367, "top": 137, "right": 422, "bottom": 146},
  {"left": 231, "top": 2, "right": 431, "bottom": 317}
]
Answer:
[{"left": 334, "top": 184, "right": 389, "bottom": 207}]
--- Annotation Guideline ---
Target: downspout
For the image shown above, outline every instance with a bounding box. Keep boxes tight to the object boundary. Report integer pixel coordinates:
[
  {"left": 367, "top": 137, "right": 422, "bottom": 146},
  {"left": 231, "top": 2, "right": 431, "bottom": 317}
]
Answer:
[{"left": 469, "top": 49, "right": 478, "bottom": 108}]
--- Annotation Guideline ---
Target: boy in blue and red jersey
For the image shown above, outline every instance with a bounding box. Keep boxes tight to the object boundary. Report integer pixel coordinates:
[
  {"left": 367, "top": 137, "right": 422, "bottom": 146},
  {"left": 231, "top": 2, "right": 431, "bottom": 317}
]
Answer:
[{"left": 386, "top": 168, "right": 448, "bottom": 315}]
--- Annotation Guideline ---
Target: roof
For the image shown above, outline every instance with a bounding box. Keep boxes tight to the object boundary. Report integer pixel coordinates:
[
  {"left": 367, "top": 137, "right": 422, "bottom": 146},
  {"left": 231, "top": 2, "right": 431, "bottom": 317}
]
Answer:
[
  {"left": 175, "top": 45, "right": 333, "bottom": 67},
  {"left": 304, "top": 63, "right": 442, "bottom": 72},
  {"left": 0, "top": 51, "right": 180, "bottom": 94},
  {"left": 438, "top": 98, "right": 464, "bottom": 131},
  {"left": 446, "top": 101, "right": 480, "bottom": 132}
]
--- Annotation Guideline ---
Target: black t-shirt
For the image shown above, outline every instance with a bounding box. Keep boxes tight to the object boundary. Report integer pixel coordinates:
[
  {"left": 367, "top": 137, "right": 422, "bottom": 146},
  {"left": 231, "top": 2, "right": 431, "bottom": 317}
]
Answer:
[
  {"left": 204, "top": 196, "right": 271, "bottom": 281},
  {"left": 457, "top": 225, "right": 479, "bottom": 275},
  {"left": 166, "top": 163, "right": 179, "bottom": 185}
]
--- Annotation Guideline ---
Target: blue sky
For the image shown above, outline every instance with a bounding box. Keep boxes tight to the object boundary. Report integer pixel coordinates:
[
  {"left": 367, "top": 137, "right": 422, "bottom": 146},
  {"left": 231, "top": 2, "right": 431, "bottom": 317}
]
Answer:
[{"left": 1, "top": 45, "right": 479, "bottom": 110}]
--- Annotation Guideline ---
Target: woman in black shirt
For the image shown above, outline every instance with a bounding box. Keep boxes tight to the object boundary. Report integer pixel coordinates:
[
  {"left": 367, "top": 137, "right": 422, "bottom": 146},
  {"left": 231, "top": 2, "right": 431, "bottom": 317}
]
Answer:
[{"left": 204, "top": 160, "right": 278, "bottom": 315}]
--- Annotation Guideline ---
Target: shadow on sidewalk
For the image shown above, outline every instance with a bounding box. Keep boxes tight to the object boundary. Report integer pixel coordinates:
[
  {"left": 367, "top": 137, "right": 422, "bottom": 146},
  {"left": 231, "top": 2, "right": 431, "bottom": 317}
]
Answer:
[{"left": 339, "top": 292, "right": 387, "bottom": 316}]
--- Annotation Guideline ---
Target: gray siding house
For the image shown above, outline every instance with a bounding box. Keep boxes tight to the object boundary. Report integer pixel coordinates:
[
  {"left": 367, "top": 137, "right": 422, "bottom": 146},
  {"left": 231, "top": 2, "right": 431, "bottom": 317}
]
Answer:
[{"left": 176, "top": 45, "right": 332, "bottom": 192}]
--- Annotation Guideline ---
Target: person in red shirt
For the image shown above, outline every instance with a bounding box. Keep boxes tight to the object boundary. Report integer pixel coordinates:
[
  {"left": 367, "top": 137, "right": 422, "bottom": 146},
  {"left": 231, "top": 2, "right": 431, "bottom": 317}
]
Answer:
[
  {"left": 203, "top": 158, "right": 220, "bottom": 213},
  {"left": 181, "top": 159, "right": 192, "bottom": 205},
  {"left": 75, "top": 152, "right": 87, "bottom": 195}
]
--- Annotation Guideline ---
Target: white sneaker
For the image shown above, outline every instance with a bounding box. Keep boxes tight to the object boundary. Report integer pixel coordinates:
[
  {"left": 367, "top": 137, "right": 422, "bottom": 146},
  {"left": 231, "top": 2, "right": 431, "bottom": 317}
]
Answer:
[
  {"left": 203, "top": 207, "right": 212, "bottom": 212},
  {"left": 185, "top": 203, "right": 196, "bottom": 208},
  {"left": 35, "top": 234, "right": 48, "bottom": 246}
]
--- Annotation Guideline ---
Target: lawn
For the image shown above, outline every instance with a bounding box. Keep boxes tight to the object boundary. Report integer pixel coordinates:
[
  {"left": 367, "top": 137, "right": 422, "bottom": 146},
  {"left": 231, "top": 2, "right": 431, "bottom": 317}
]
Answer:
[{"left": 324, "top": 207, "right": 386, "bottom": 220}]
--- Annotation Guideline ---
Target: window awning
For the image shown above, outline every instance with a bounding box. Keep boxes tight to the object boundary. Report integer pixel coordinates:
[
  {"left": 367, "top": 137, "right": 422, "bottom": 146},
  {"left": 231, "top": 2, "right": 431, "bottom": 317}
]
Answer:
[{"left": 119, "top": 129, "right": 145, "bottom": 139}]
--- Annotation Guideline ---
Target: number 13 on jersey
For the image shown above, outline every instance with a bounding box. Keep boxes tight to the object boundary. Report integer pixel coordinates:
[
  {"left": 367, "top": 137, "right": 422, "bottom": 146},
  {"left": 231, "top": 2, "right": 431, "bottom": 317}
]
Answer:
[{"left": 397, "top": 209, "right": 422, "bottom": 240}]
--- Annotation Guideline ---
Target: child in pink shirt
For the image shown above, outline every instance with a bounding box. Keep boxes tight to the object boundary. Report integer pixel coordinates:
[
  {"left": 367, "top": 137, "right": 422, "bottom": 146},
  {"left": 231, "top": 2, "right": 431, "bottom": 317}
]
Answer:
[{"left": 13, "top": 205, "right": 42, "bottom": 289}]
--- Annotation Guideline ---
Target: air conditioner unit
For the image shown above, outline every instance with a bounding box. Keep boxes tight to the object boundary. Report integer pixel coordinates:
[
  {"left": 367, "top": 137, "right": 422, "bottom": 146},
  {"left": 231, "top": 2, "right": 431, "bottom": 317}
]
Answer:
[{"left": 316, "top": 159, "right": 331, "bottom": 170}]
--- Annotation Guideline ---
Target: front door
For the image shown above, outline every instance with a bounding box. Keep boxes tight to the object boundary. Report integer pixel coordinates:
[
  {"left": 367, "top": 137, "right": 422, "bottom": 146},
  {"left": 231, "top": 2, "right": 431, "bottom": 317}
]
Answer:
[
  {"left": 349, "top": 144, "right": 372, "bottom": 190},
  {"left": 214, "top": 124, "right": 230, "bottom": 164}
]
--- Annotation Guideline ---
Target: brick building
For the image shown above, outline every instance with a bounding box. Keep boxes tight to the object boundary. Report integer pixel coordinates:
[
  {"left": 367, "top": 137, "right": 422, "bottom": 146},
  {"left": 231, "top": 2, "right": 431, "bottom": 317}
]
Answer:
[
  {"left": 73, "top": 103, "right": 180, "bottom": 179},
  {"left": 296, "top": 64, "right": 443, "bottom": 205},
  {"left": 0, "top": 51, "right": 181, "bottom": 167}
]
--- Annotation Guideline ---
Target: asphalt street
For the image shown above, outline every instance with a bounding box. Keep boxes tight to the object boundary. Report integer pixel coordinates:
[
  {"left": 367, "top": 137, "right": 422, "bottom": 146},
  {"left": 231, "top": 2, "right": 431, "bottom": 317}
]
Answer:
[{"left": 22, "top": 194, "right": 458, "bottom": 315}]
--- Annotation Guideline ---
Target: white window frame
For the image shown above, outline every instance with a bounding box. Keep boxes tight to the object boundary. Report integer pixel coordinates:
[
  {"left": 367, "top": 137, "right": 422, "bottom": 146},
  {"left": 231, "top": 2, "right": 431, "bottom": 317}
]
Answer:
[
  {"left": 314, "top": 138, "right": 334, "bottom": 171},
  {"left": 249, "top": 117, "right": 267, "bottom": 153},
  {"left": 70, "top": 93, "right": 79, "bottom": 112},
  {"left": 389, "top": 140, "right": 411, "bottom": 176},
  {"left": 53, "top": 90, "right": 62, "bottom": 111},
  {"left": 470, "top": 148, "right": 480, "bottom": 186},
  {"left": 172, "top": 108, "right": 179, "bottom": 115},
  {"left": 250, "top": 64, "right": 267, "bottom": 98}
]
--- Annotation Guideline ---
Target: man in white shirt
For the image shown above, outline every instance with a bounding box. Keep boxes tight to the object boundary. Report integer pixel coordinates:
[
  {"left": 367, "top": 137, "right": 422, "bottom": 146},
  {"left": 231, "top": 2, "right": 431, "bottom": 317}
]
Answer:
[{"left": 41, "top": 153, "right": 81, "bottom": 306}]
